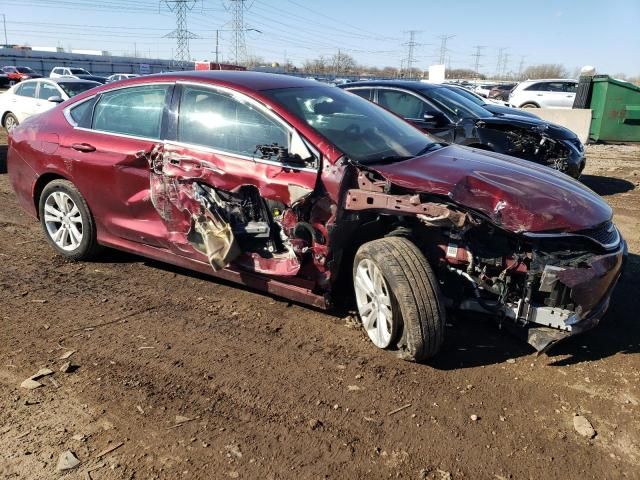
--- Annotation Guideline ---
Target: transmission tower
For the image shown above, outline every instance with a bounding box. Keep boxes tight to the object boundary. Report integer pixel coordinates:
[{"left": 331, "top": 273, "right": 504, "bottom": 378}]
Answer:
[
  {"left": 517, "top": 55, "right": 527, "bottom": 80},
  {"left": 161, "top": 0, "right": 200, "bottom": 67},
  {"left": 438, "top": 34, "right": 455, "bottom": 65},
  {"left": 471, "top": 45, "right": 485, "bottom": 76},
  {"left": 402, "top": 30, "right": 421, "bottom": 78},
  {"left": 227, "top": 0, "right": 250, "bottom": 65},
  {"left": 495, "top": 47, "right": 507, "bottom": 79},
  {"left": 502, "top": 53, "right": 510, "bottom": 78}
]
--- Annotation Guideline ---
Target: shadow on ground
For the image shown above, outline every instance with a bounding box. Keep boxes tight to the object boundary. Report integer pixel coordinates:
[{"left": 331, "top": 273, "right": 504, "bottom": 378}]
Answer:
[
  {"left": 91, "top": 248, "right": 639, "bottom": 371},
  {"left": 582, "top": 174, "right": 635, "bottom": 196}
]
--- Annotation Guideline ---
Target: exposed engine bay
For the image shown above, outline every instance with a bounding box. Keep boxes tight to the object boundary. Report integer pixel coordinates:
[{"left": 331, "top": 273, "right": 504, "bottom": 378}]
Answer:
[
  {"left": 475, "top": 122, "right": 583, "bottom": 176},
  {"left": 344, "top": 171, "right": 625, "bottom": 352}
]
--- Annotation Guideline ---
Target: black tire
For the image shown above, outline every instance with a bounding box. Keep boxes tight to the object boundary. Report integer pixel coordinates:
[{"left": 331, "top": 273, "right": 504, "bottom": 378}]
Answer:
[
  {"left": 353, "top": 237, "right": 445, "bottom": 361},
  {"left": 38, "top": 179, "right": 101, "bottom": 261},
  {"left": 3, "top": 112, "right": 19, "bottom": 131},
  {"left": 520, "top": 102, "right": 539, "bottom": 108}
]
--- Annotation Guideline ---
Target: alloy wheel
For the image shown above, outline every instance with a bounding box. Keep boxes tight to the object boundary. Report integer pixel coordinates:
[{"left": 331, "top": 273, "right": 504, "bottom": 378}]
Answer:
[
  {"left": 43, "top": 191, "right": 84, "bottom": 251},
  {"left": 4, "top": 115, "right": 17, "bottom": 131},
  {"left": 354, "top": 258, "right": 395, "bottom": 348}
]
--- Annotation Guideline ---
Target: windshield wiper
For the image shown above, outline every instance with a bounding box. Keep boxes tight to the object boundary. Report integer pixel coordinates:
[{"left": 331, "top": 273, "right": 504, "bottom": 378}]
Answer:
[{"left": 415, "top": 142, "right": 446, "bottom": 156}]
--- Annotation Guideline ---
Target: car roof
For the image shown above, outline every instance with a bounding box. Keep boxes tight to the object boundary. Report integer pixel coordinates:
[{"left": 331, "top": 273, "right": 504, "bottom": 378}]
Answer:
[
  {"left": 341, "top": 79, "right": 443, "bottom": 91},
  {"left": 16, "top": 77, "right": 98, "bottom": 85},
  {"left": 522, "top": 78, "right": 577, "bottom": 83},
  {"left": 136, "top": 70, "right": 318, "bottom": 91}
]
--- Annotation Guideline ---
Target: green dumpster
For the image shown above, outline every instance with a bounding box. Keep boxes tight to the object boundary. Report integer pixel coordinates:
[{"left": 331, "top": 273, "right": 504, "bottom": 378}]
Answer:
[{"left": 589, "top": 75, "right": 640, "bottom": 142}]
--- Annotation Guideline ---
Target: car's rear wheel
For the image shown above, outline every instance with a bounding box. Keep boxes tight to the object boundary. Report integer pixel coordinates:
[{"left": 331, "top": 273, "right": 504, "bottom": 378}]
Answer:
[
  {"left": 353, "top": 237, "right": 445, "bottom": 362},
  {"left": 3, "top": 113, "right": 18, "bottom": 131},
  {"left": 520, "top": 102, "right": 539, "bottom": 108},
  {"left": 38, "top": 180, "right": 101, "bottom": 260}
]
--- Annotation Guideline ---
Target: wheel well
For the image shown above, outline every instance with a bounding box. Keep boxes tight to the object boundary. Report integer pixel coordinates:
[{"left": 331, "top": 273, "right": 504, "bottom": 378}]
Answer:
[
  {"left": 520, "top": 102, "right": 540, "bottom": 108},
  {"left": 331, "top": 215, "right": 409, "bottom": 300},
  {"left": 33, "top": 173, "right": 69, "bottom": 218},
  {"left": 1, "top": 111, "right": 13, "bottom": 127}
]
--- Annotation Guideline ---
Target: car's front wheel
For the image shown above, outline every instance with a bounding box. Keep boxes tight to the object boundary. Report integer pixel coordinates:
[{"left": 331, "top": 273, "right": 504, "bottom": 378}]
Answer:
[
  {"left": 353, "top": 237, "right": 445, "bottom": 362},
  {"left": 3, "top": 113, "right": 19, "bottom": 131},
  {"left": 38, "top": 180, "right": 101, "bottom": 260},
  {"left": 520, "top": 102, "right": 539, "bottom": 108}
]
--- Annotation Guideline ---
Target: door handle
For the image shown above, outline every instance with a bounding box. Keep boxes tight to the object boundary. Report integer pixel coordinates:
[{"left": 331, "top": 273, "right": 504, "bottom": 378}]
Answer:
[{"left": 71, "top": 143, "right": 96, "bottom": 152}]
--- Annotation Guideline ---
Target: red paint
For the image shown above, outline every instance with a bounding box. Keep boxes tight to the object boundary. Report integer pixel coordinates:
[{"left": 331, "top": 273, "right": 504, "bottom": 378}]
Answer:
[
  {"left": 5, "top": 71, "right": 619, "bottom": 308},
  {"left": 373, "top": 145, "right": 612, "bottom": 233}
]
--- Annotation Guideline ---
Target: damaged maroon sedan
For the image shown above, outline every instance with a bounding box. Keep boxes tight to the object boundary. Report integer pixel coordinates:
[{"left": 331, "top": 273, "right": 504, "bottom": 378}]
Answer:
[{"left": 7, "top": 71, "right": 626, "bottom": 361}]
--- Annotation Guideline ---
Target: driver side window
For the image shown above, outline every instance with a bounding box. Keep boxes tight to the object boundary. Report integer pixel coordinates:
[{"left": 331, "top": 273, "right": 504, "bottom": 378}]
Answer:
[
  {"left": 178, "top": 86, "right": 288, "bottom": 158},
  {"left": 377, "top": 89, "right": 427, "bottom": 120}
]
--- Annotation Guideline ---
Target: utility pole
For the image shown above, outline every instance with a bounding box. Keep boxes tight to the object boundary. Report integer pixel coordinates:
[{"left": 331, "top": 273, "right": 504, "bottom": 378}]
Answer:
[
  {"left": 215, "top": 29, "right": 220, "bottom": 63},
  {"left": 227, "top": 0, "right": 250, "bottom": 65},
  {"left": 471, "top": 45, "right": 485, "bottom": 77},
  {"left": 2, "top": 14, "right": 7, "bottom": 45},
  {"left": 438, "top": 34, "right": 455, "bottom": 65},
  {"left": 161, "top": 0, "right": 200, "bottom": 67},
  {"left": 402, "top": 30, "right": 421, "bottom": 78}
]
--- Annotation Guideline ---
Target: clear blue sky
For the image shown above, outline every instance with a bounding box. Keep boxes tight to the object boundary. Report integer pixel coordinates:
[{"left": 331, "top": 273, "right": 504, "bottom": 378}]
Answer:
[{"left": 2, "top": 0, "right": 639, "bottom": 76}]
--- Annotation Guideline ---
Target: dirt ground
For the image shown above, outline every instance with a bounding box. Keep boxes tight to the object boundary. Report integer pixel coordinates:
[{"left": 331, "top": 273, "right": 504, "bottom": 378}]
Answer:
[{"left": 0, "top": 129, "right": 638, "bottom": 480}]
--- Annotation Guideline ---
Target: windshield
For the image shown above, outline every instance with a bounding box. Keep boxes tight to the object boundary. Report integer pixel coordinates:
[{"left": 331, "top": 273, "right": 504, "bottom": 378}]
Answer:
[
  {"left": 58, "top": 81, "right": 99, "bottom": 97},
  {"left": 419, "top": 87, "right": 491, "bottom": 120},
  {"left": 263, "top": 86, "right": 435, "bottom": 164},
  {"left": 17, "top": 67, "right": 35, "bottom": 73},
  {"left": 69, "top": 68, "right": 90, "bottom": 75},
  {"left": 445, "top": 86, "right": 485, "bottom": 106}
]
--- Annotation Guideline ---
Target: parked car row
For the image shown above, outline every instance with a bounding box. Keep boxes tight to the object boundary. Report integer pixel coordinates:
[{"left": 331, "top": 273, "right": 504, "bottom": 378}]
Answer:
[
  {"left": 5, "top": 71, "right": 625, "bottom": 363},
  {"left": 1, "top": 65, "right": 142, "bottom": 87}
]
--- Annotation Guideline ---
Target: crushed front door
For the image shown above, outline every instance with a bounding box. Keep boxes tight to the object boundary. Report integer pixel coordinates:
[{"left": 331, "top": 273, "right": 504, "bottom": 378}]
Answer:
[{"left": 149, "top": 83, "right": 319, "bottom": 276}]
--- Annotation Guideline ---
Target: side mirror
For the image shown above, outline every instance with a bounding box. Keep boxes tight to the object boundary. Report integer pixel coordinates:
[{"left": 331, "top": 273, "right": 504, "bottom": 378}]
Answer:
[
  {"left": 47, "top": 96, "right": 64, "bottom": 103},
  {"left": 288, "top": 130, "right": 313, "bottom": 165},
  {"left": 421, "top": 111, "right": 448, "bottom": 127}
]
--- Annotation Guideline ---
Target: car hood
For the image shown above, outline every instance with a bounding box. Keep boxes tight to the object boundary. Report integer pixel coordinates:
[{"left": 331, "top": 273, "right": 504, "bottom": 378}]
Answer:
[
  {"left": 370, "top": 145, "right": 611, "bottom": 233},
  {"left": 482, "top": 103, "right": 540, "bottom": 120},
  {"left": 476, "top": 113, "right": 578, "bottom": 140}
]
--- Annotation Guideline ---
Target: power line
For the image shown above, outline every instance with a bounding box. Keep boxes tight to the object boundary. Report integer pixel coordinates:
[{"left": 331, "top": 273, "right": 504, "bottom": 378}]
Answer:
[{"left": 161, "top": 0, "right": 200, "bottom": 66}]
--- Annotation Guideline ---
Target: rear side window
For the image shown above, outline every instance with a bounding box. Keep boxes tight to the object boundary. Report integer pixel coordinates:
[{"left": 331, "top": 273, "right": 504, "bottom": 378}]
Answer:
[
  {"left": 177, "top": 86, "right": 288, "bottom": 157},
  {"left": 15, "top": 82, "right": 37, "bottom": 98},
  {"left": 347, "top": 88, "right": 372, "bottom": 101},
  {"left": 92, "top": 84, "right": 170, "bottom": 139},
  {"left": 525, "top": 82, "right": 549, "bottom": 91},
  {"left": 564, "top": 82, "right": 577, "bottom": 93}
]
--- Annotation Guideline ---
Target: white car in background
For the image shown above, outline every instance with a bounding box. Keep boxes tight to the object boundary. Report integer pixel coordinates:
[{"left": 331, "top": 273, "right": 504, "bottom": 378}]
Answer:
[
  {"left": 106, "top": 73, "right": 140, "bottom": 83},
  {"left": 474, "top": 84, "right": 496, "bottom": 98},
  {"left": 0, "top": 78, "right": 100, "bottom": 131},
  {"left": 509, "top": 79, "right": 578, "bottom": 108}
]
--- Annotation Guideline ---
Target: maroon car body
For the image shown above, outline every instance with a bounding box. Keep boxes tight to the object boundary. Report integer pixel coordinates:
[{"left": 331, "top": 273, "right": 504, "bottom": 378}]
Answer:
[{"left": 7, "top": 71, "right": 625, "bottom": 359}]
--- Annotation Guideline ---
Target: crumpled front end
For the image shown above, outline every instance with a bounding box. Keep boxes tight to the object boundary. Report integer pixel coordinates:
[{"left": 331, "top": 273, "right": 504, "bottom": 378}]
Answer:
[{"left": 344, "top": 165, "right": 625, "bottom": 352}]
